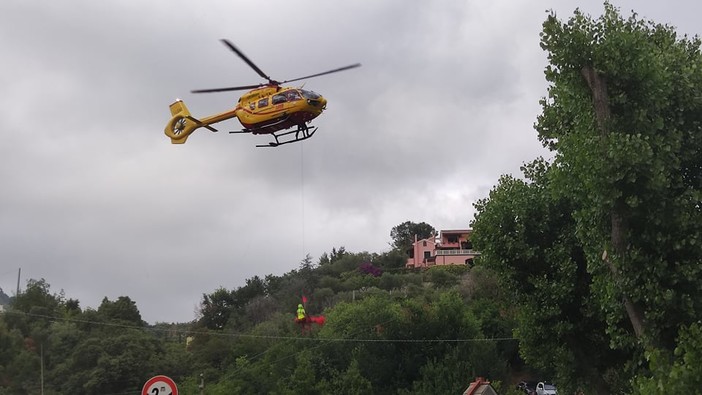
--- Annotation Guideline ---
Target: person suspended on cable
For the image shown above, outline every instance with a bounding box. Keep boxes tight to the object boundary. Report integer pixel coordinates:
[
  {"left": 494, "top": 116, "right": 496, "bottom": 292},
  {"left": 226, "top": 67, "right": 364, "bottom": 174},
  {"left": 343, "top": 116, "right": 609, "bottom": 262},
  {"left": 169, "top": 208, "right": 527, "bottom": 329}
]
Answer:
[{"left": 296, "top": 303, "right": 307, "bottom": 324}]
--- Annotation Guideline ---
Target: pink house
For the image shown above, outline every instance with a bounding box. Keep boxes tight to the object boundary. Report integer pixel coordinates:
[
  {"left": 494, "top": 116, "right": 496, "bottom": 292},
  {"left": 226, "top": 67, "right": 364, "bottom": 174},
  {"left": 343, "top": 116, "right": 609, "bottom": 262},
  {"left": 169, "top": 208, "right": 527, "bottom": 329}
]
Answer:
[{"left": 405, "top": 229, "right": 480, "bottom": 268}]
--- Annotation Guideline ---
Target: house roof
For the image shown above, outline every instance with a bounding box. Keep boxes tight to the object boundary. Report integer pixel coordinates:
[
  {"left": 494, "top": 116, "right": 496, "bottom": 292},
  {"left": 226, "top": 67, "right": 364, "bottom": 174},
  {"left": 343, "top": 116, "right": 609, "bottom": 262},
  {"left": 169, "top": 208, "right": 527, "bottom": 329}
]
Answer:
[
  {"left": 440, "top": 229, "right": 472, "bottom": 235},
  {"left": 463, "top": 377, "right": 497, "bottom": 395},
  {"left": 411, "top": 236, "right": 436, "bottom": 245}
]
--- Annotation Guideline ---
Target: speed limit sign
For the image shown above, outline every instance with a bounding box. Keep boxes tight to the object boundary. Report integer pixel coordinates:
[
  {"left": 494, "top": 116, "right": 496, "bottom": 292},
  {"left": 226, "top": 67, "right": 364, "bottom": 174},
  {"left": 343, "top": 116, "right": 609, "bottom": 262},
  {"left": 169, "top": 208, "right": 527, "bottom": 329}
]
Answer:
[{"left": 142, "top": 375, "right": 178, "bottom": 395}]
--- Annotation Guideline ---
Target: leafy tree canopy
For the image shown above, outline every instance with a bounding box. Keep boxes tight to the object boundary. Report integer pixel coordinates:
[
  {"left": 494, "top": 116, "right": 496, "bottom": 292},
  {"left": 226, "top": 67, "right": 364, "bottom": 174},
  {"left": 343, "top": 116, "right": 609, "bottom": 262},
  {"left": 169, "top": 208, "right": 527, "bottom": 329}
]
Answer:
[
  {"left": 98, "top": 296, "right": 143, "bottom": 326},
  {"left": 538, "top": 1, "right": 702, "bottom": 352},
  {"left": 390, "top": 221, "right": 436, "bottom": 252}
]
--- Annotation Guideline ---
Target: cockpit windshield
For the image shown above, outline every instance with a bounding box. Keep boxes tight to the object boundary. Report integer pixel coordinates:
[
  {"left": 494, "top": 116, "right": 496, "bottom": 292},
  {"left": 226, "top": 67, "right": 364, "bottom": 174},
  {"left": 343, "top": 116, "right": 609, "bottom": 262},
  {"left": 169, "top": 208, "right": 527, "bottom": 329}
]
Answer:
[
  {"left": 300, "top": 90, "right": 322, "bottom": 100},
  {"left": 272, "top": 90, "right": 303, "bottom": 104},
  {"left": 285, "top": 90, "right": 302, "bottom": 101}
]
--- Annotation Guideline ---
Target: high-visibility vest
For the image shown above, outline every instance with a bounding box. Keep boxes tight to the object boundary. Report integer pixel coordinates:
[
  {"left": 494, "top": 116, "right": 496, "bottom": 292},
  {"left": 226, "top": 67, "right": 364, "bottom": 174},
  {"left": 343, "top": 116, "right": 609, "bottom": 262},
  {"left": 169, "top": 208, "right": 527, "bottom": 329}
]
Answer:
[{"left": 297, "top": 306, "right": 306, "bottom": 320}]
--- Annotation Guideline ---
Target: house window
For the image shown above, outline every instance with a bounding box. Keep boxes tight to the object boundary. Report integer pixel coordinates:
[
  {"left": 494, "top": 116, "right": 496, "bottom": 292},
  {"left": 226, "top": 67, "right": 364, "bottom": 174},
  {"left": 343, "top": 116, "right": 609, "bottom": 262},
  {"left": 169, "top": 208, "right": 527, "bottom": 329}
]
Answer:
[
  {"left": 423, "top": 251, "right": 431, "bottom": 260},
  {"left": 447, "top": 235, "right": 458, "bottom": 243},
  {"left": 422, "top": 241, "right": 427, "bottom": 247}
]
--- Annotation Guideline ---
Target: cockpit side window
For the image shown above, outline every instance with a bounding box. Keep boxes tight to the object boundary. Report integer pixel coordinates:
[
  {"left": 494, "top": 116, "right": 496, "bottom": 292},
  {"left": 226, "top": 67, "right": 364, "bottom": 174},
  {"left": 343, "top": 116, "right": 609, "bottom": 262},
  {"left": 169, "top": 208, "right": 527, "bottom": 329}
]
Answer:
[
  {"left": 258, "top": 98, "right": 269, "bottom": 108},
  {"left": 285, "top": 90, "right": 302, "bottom": 101},
  {"left": 272, "top": 94, "right": 287, "bottom": 105}
]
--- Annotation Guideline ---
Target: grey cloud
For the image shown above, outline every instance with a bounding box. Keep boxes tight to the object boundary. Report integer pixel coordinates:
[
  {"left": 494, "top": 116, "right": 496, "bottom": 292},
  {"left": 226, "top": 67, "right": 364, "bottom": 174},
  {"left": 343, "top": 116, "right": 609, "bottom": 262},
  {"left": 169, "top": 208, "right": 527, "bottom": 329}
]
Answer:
[{"left": 1, "top": 0, "right": 699, "bottom": 322}]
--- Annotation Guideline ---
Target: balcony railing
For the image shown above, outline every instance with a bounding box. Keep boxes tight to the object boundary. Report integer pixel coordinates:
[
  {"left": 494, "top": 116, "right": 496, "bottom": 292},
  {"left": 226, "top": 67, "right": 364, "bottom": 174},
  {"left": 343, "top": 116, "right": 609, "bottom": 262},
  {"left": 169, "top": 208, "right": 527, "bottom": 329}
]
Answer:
[{"left": 434, "top": 249, "right": 480, "bottom": 256}]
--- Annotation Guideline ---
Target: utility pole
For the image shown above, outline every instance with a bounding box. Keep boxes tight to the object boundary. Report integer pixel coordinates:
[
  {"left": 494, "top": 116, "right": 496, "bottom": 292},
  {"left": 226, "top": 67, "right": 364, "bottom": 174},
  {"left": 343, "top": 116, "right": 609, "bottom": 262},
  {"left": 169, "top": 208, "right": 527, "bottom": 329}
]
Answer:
[
  {"left": 199, "top": 373, "right": 205, "bottom": 395},
  {"left": 40, "top": 343, "right": 44, "bottom": 395},
  {"left": 16, "top": 268, "right": 21, "bottom": 296}
]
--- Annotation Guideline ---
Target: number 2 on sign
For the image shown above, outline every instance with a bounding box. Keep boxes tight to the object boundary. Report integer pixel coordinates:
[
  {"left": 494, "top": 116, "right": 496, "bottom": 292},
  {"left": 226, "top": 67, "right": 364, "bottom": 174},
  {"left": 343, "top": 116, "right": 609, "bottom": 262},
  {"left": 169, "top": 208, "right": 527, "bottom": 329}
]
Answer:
[{"left": 151, "top": 387, "right": 172, "bottom": 395}]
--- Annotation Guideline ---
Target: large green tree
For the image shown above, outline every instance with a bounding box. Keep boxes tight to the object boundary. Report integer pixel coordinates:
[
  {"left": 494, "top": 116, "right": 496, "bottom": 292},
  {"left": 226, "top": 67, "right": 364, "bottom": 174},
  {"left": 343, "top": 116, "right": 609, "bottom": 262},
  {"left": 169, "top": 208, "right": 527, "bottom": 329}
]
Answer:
[
  {"left": 538, "top": 3, "right": 702, "bottom": 352},
  {"left": 472, "top": 159, "right": 624, "bottom": 393},
  {"left": 199, "top": 287, "right": 236, "bottom": 330},
  {"left": 97, "top": 296, "right": 143, "bottom": 326},
  {"left": 390, "top": 221, "right": 436, "bottom": 252},
  {"left": 1, "top": 279, "right": 65, "bottom": 393}
]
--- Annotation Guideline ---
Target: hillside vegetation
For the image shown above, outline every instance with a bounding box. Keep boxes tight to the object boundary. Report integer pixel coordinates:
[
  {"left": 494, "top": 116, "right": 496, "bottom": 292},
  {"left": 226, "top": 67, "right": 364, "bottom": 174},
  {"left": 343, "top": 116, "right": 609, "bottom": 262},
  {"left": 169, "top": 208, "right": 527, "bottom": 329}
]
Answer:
[{"left": 0, "top": 250, "right": 520, "bottom": 395}]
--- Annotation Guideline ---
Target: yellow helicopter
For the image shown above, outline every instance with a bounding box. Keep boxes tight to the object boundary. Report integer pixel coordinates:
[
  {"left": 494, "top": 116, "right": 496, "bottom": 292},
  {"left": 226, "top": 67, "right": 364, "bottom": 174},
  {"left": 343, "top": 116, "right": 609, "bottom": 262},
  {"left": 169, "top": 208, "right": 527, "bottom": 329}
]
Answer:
[{"left": 164, "top": 40, "right": 360, "bottom": 147}]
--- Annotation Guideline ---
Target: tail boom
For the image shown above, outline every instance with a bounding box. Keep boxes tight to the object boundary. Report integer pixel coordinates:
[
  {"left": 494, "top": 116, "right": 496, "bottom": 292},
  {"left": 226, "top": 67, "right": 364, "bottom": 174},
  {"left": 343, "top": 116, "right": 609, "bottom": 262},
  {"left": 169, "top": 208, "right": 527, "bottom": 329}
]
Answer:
[{"left": 164, "top": 100, "right": 238, "bottom": 144}]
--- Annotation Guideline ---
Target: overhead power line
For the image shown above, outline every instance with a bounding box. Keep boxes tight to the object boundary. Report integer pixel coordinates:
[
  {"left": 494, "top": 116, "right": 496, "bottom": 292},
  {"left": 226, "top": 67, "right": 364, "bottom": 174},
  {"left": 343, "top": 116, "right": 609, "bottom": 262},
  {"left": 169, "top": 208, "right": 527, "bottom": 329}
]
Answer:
[{"left": 2, "top": 309, "right": 518, "bottom": 344}]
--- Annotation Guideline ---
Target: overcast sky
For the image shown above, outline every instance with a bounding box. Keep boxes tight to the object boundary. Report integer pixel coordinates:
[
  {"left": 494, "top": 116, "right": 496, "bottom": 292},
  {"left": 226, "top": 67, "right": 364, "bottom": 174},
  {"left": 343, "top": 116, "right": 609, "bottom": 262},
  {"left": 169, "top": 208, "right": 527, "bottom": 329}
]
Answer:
[{"left": 2, "top": 0, "right": 701, "bottom": 323}]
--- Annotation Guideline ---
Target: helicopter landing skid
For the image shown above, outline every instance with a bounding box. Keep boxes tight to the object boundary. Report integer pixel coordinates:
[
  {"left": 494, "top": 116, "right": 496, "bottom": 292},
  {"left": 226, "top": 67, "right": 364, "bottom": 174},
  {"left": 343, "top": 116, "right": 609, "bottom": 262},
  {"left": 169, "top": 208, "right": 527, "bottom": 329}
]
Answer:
[
  {"left": 228, "top": 124, "right": 317, "bottom": 147},
  {"left": 258, "top": 125, "right": 317, "bottom": 148}
]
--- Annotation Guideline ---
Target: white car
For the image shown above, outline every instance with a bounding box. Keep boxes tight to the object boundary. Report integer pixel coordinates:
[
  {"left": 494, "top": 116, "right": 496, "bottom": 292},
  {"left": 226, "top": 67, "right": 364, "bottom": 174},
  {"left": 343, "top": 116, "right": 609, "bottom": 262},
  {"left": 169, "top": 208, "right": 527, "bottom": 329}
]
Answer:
[{"left": 536, "top": 382, "right": 558, "bottom": 395}]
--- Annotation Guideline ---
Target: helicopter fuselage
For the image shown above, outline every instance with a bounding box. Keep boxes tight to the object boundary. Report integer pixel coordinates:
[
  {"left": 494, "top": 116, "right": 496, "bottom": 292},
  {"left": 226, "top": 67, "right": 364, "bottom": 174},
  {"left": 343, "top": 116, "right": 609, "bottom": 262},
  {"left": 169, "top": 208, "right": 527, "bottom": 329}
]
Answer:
[
  {"left": 164, "top": 86, "right": 327, "bottom": 144},
  {"left": 235, "top": 86, "right": 327, "bottom": 134}
]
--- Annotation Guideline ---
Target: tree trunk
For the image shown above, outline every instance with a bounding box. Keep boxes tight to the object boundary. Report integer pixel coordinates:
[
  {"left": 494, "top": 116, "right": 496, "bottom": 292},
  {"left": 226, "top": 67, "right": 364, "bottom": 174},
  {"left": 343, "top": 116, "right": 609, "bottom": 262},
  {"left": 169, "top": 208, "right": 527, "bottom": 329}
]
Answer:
[{"left": 581, "top": 66, "right": 647, "bottom": 339}]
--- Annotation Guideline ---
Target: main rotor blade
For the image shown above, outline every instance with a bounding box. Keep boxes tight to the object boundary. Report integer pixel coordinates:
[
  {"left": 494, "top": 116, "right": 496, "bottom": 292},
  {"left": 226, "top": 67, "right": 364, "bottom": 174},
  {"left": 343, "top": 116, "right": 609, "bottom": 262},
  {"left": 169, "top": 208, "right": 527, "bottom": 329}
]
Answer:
[
  {"left": 191, "top": 84, "right": 263, "bottom": 94},
  {"left": 221, "top": 39, "right": 272, "bottom": 83},
  {"left": 282, "top": 63, "right": 362, "bottom": 84}
]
